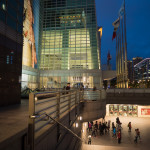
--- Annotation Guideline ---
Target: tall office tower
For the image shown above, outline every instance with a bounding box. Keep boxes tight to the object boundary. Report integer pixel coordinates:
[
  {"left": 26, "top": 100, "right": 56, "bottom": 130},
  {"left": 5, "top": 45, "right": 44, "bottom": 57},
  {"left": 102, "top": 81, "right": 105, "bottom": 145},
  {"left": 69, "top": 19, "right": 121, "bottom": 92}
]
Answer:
[
  {"left": 0, "top": 0, "right": 24, "bottom": 106},
  {"left": 134, "top": 58, "right": 150, "bottom": 82},
  {"left": 39, "top": 0, "right": 102, "bottom": 89},
  {"left": 133, "top": 57, "right": 143, "bottom": 81},
  {"left": 127, "top": 60, "right": 133, "bottom": 83}
]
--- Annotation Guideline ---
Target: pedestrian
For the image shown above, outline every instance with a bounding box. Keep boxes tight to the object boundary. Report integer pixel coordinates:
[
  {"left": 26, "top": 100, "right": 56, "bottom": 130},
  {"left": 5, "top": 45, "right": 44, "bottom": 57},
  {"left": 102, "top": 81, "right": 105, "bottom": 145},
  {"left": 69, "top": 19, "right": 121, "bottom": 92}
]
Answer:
[
  {"left": 117, "top": 129, "right": 121, "bottom": 144},
  {"left": 134, "top": 129, "right": 138, "bottom": 143},
  {"left": 136, "top": 128, "right": 141, "bottom": 140},
  {"left": 88, "top": 134, "right": 92, "bottom": 145},
  {"left": 108, "top": 120, "right": 111, "bottom": 132},
  {"left": 128, "top": 122, "right": 132, "bottom": 132},
  {"left": 66, "top": 83, "right": 70, "bottom": 94},
  {"left": 112, "top": 122, "right": 115, "bottom": 131},
  {"left": 95, "top": 121, "right": 98, "bottom": 134},
  {"left": 92, "top": 124, "right": 96, "bottom": 137},
  {"left": 89, "top": 122, "right": 92, "bottom": 132},
  {"left": 112, "top": 126, "right": 116, "bottom": 137}
]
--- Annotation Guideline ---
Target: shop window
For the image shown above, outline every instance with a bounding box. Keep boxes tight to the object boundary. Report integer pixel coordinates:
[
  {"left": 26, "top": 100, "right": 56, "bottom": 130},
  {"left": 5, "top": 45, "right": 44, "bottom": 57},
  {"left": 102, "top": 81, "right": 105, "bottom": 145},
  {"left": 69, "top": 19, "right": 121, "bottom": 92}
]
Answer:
[
  {"left": 128, "top": 105, "right": 133, "bottom": 116},
  {"left": 109, "top": 105, "right": 113, "bottom": 116},
  {"left": 133, "top": 106, "right": 138, "bottom": 117},
  {"left": 114, "top": 105, "right": 118, "bottom": 116},
  {"left": 119, "top": 105, "right": 123, "bottom": 116},
  {"left": 123, "top": 106, "right": 127, "bottom": 117}
]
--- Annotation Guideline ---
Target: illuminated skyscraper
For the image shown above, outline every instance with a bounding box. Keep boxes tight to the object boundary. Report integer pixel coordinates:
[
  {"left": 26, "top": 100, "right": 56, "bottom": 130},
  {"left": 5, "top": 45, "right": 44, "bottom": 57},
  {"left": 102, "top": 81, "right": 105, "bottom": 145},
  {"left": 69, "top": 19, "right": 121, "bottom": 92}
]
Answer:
[{"left": 39, "top": 0, "right": 102, "bottom": 88}]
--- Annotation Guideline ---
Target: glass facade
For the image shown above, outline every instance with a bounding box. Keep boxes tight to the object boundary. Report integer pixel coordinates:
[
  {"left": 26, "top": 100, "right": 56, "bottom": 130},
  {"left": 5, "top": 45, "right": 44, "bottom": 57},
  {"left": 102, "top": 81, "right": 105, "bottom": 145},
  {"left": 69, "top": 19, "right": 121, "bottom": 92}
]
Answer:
[
  {"left": 39, "top": 0, "right": 101, "bottom": 88},
  {"left": 0, "top": 0, "right": 23, "bottom": 106},
  {"left": 0, "top": 0, "right": 23, "bottom": 33}
]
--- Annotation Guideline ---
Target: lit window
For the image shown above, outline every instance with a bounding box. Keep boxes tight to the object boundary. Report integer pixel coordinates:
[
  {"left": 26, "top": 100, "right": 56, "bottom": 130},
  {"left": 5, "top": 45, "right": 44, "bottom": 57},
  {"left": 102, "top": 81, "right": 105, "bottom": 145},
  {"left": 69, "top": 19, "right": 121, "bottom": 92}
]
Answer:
[
  {"left": 2, "top": 4, "right": 6, "bottom": 11},
  {"left": 6, "top": 55, "right": 9, "bottom": 64}
]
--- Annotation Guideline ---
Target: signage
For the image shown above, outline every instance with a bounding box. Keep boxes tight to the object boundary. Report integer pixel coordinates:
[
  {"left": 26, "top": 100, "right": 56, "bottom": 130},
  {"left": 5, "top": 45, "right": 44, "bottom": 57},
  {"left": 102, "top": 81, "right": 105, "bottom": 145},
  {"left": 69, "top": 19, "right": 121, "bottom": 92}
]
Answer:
[{"left": 141, "top": 108, "right": 150, "bottom": 115}]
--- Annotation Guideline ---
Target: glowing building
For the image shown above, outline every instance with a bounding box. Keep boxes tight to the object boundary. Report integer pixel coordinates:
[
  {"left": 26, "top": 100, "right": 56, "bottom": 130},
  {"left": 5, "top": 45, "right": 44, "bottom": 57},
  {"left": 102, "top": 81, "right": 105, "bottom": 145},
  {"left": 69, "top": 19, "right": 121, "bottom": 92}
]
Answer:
[{"left": 38, "top": 0, "right": 102, "bottom": 88}]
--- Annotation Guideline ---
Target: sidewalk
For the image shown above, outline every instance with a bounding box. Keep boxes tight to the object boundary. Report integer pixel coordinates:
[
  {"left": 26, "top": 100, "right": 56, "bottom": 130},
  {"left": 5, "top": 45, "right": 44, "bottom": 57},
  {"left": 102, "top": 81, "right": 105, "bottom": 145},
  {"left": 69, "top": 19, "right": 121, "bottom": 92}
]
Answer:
[
  {"left": 81, "top": 116, "right": 150, "bottom": 150},
  {"left": 0, "top": 99, "right": 28, "bottom": 149}
]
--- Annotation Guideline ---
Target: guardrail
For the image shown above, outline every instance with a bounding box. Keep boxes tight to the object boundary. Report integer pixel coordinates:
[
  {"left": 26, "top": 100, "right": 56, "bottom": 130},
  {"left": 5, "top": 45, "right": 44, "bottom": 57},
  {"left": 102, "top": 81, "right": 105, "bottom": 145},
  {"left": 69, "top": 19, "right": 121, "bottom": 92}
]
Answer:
[
  {"left": 106, "top": 88, "right": 150, "bottom": 94},
  {"left": 83, "top": 89, "right": 106, "bottom": 100},
  {"left": 28, "top": 90, "right": 83, "bottom": 150}
]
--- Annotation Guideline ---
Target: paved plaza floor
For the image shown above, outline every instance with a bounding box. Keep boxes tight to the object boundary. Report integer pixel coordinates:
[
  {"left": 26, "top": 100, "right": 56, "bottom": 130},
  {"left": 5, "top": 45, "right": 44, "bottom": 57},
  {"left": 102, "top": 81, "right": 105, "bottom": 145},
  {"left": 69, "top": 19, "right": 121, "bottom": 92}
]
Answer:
[
  {"left": 0, "top": 99, "right": 28, "bottom": 149},
  {"left": 81, "top": 116, "right": 150, "bottom": 150}
]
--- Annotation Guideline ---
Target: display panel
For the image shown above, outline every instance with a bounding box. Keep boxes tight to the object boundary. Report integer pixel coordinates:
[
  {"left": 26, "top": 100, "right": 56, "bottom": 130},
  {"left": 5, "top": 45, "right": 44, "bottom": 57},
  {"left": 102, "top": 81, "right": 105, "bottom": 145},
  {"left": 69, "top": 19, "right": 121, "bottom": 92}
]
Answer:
[{"left": 22, "top": 0, "right": 37, "bottom": 68}]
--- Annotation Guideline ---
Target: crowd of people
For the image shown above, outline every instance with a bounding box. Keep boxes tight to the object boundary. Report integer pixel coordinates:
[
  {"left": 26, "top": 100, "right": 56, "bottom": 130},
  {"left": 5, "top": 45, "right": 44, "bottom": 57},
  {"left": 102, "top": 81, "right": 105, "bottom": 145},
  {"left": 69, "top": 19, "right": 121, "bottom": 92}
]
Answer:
[{"left": 87, "top": 117, "right": 141, "bottom": 145}]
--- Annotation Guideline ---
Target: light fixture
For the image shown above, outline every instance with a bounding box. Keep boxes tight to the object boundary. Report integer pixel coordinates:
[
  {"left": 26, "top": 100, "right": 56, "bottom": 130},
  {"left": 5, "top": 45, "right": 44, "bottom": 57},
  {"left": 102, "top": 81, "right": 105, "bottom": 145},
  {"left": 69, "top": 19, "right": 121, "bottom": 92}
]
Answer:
[
  {"left": 35, "top": 97, "right": 37, "bottom": 101},
  {"left": 75, "top": 123, "right": 78, "bottom": 128},
  {"left": 79, "top": 116, "right": 82, "bottom": 121}
]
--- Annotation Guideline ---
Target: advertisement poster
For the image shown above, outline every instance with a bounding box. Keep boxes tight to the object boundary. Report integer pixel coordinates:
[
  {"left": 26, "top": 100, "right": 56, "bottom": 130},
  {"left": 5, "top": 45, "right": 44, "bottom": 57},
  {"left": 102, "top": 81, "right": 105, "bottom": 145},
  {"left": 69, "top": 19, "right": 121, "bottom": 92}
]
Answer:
[
  {"left": 22, "top": 0, "right": 37, "bottom": 68},
  {"left": 141, "top": 108, "right": 150, "bottom": 115}
]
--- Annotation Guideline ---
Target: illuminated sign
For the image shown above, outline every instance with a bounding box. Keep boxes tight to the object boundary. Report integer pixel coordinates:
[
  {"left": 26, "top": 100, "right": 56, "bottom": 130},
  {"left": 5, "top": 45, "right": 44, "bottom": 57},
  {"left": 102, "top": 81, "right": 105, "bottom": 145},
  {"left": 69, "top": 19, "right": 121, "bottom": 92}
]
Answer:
[{"left": 141, "top": 108, "right": 150, "bottom": 115}]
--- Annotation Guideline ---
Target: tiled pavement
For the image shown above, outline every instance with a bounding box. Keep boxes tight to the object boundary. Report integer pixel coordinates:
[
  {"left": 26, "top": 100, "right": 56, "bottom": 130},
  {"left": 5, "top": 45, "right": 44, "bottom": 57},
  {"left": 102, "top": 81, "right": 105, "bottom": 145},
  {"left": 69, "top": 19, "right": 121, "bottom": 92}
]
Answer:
[
  {"left": 0, "top": 99, "right": 28, "bottom": 148},
  {"left": 81, "top": 116, "right": 150, "bottom": 150}
]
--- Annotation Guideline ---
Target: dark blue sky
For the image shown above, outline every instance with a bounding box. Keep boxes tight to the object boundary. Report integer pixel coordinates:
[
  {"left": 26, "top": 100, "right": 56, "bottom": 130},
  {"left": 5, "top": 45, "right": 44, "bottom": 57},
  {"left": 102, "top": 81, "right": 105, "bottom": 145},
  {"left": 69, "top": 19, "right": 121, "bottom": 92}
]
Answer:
[{"left": 95, "top": 0, "right": 150, "bottom": 70}]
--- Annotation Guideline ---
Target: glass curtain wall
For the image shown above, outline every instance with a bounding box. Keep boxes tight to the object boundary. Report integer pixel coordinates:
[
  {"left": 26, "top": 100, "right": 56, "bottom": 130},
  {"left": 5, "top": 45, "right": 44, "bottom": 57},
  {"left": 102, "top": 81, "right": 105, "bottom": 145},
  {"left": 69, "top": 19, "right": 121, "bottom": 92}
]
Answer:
[{"left": 39, "top": 0, "right": 100, "bottom": 88}]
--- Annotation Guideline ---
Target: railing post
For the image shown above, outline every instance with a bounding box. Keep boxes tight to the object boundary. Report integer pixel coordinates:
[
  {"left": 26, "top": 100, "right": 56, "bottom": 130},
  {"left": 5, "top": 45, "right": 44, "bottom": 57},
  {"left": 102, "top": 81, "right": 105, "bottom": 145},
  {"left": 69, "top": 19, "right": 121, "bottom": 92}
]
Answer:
[
  {"left": 56, "top": 92, "right": 60, "bottom": 141},
  {"left": 56, "top": 92, "right": 60, "bottom": 120},
  {"left": 28, "top": 93, "right": 35, "bottom": 150},
  {"left": 68, "top": 91, "right": 71, "bottom": 125},
  {"left": 75, "top": 90, "right": 77, "bottom": 116}
]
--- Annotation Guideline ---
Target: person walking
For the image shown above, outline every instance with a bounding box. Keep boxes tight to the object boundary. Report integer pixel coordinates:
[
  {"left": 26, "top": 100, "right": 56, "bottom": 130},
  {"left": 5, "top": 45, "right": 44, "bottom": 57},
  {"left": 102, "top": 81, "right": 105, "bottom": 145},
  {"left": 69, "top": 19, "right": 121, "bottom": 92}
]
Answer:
[
  {"left": 117, "top": 130, "right": 121, "bottom": 144},
  {"left": 128, "top": 122, "right": 132, "bottom": 132},
  {"left": 89, "top": 122, "right": 92, "bottom": 132},
  {"left": 88, "top": 134, "right": 92, "bottom": 145},
  {"left": 134, "top": 128, "right": 141, "bottom": 143}
]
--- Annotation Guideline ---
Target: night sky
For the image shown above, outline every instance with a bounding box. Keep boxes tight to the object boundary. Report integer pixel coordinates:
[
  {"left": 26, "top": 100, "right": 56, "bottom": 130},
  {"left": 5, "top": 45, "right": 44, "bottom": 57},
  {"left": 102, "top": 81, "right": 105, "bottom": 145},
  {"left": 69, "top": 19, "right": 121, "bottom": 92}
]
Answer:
[{"left": 95, "top": 0, "right": 150, "bottom": 70}]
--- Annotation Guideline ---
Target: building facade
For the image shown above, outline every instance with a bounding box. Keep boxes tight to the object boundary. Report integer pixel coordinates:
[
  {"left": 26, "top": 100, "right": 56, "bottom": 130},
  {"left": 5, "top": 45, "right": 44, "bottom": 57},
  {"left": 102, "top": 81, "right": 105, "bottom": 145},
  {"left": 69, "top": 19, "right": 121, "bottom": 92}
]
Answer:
[
  {"left": 134, "top": 58, "right": 150, "bottom": 82},
  {"left": 127, "top": 60, "right": 133, "bottom": 83},
  {"left": 132, "top": 57, "right": 143, "bottom": 81},
  {"left": 0, "top": 0, "right": 24, "bottom": 106},
  {"left": 38, "top": 0, "right": 102, "bottom": 89}
]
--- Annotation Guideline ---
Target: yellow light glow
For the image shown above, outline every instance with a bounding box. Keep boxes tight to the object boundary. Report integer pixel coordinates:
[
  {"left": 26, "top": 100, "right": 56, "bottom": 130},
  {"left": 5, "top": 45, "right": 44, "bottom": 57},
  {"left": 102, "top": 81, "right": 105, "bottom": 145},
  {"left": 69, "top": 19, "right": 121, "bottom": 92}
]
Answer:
[{"left": 98, "top": 27, "right": 103, "bottom": 37}]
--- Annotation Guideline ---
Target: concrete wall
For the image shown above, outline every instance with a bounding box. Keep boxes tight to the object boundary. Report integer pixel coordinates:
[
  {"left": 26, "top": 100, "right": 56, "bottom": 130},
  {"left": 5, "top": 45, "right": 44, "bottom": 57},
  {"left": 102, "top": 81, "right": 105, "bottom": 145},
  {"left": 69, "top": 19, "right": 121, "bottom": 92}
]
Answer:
[{"left": 81, "top": 101, "right": 106, "bottom": 122}]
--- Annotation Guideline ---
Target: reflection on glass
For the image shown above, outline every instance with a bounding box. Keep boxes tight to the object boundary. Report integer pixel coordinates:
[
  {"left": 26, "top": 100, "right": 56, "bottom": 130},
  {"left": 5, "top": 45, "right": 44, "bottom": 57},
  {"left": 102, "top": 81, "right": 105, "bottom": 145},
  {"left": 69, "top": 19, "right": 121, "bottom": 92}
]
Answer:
[
  {"left": 114, "top": 105, "right": 118, "bottom": 116},
  {"left": 119, "top": 105, "right": 123, "bottom": 116},
  {"left": 123, "top": 106, "right": 127, "bottom": 117},
  {"left": 109, "top": 105, "right": 113, "bottom": 115},
  {"left": 133, "top": 105, "right": 138, "bottom": 116},
  {"left": 128, "top": 105, "right": 132, "bottom": 116}
]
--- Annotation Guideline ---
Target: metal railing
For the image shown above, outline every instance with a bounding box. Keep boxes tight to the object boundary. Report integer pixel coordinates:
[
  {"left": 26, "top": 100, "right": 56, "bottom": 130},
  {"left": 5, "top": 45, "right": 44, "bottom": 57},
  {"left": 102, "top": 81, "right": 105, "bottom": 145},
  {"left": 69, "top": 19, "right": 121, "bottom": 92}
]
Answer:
[
  {"left": 28, "top": 90, "right": 84, "bottom": 150},
  {"left": 83, "top": 89, "right": 106, "bottom": 101}
]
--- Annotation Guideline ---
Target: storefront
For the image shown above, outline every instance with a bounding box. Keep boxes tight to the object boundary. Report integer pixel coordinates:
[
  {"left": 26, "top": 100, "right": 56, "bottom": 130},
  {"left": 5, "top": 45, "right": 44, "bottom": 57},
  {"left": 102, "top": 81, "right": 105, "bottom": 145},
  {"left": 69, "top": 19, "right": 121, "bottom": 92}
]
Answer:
[{"left": 106, "top": 104, "right": 150, "bottom": 117}]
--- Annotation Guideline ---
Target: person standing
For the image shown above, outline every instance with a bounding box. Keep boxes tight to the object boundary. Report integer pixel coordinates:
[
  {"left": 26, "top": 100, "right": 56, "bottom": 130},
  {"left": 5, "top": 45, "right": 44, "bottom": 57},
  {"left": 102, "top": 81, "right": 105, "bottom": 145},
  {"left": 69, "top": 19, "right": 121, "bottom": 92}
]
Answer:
[
  {"left": 128, "top": 122, "right": 132, "bottom": 132},
  {"left": 117, "top": 130, "right": 121, "bottom": 144},
  {"left": 112, "top": 126, "right": 116, "bottom": 137}
]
